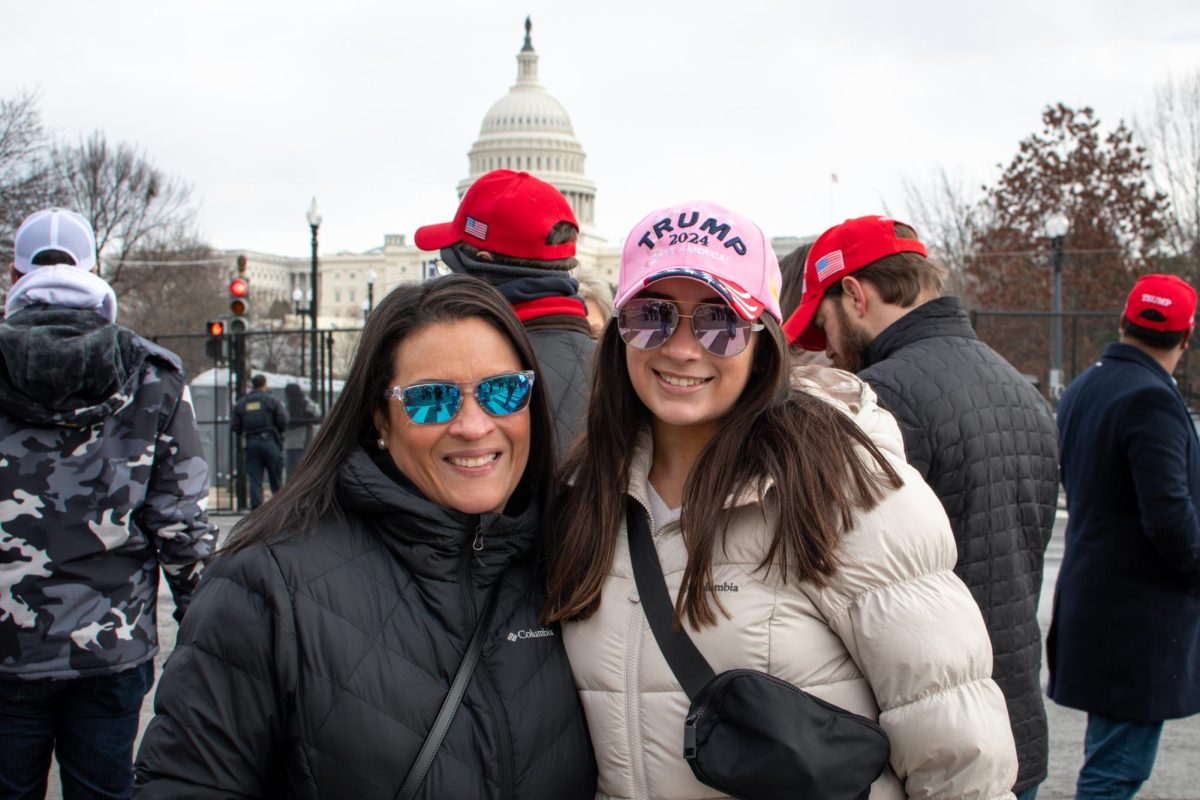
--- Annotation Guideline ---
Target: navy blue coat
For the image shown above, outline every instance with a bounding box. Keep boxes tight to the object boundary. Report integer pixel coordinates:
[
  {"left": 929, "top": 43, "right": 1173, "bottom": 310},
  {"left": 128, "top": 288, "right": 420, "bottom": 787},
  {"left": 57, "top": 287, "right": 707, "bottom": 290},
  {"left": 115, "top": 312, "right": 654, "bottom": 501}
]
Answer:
[{"left": 1048, "top": 342, "right": 1200, "bottom": 722}]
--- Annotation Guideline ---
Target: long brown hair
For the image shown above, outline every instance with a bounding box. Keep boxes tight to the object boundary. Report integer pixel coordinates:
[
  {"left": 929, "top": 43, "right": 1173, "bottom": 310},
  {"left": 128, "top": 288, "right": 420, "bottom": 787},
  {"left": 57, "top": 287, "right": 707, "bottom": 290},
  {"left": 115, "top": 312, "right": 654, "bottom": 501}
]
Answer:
[
  {"left": 543, "top": 317, "right": 902, "bottom": 628},
  {"left": 224, "top": 275, "right": 556, "bottom": 553}
]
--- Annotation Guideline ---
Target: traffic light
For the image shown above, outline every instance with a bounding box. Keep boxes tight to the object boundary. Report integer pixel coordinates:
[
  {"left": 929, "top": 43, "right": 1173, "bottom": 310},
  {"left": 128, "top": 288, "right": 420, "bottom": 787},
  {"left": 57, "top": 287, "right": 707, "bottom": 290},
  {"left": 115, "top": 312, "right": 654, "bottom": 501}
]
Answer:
[
  {"left": 229, "top": 254, "right": 250, "bottom": 333},
  {"left": 205, "top": 319, "right": 227, "bottom": 362}
]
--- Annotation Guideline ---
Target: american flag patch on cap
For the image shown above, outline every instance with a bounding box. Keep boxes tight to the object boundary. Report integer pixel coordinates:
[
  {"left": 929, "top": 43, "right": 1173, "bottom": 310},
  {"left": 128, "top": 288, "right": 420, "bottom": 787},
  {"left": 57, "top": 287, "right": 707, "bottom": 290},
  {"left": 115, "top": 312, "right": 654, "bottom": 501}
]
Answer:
[
  {"left": 464, "top": 217, "right": 489, "bottom": 241},
  {"left": 815, "top": 250, "right": 845, "bottom": 281}
]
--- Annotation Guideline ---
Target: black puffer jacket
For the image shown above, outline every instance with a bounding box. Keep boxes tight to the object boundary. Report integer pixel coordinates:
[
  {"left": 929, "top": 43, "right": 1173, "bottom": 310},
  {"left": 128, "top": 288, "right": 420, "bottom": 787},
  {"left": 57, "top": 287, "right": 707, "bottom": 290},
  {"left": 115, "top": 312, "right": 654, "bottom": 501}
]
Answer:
[
  {"left": 133, "top": 449, "right": 596, "bottom": 800},
  {"left": 858, "top": 296, "right": 1058, "bottom": 793}
]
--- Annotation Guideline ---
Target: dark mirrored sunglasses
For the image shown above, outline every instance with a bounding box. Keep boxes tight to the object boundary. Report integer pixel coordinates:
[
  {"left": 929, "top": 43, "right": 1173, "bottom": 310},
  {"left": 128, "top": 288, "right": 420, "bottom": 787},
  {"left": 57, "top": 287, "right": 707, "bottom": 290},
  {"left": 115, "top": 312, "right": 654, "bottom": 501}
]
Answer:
[
  {"left": 385, "top": 370, "right": 536, "bottom": 425},
  {"left": 616, "top": 298, "right": 764, "bottom": 357}
]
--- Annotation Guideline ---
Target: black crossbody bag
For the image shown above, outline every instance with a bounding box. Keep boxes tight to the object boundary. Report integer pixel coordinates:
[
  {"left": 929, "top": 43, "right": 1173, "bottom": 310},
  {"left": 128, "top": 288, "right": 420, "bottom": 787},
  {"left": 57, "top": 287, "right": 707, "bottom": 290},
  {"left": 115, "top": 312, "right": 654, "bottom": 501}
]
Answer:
[
  {"left": 394, "top": 584, "right": 500, "bottom": 800},
  {"left": 626, "top": 499, "right": 891, "bottom": 800}
]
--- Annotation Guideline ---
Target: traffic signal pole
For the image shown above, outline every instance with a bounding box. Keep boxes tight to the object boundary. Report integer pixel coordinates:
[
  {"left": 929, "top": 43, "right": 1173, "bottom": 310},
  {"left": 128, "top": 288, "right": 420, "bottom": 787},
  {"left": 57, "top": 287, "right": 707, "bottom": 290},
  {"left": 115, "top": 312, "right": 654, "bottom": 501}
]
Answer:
[{"left": 229, "top": 253, "right": 251, "bottom": 510}]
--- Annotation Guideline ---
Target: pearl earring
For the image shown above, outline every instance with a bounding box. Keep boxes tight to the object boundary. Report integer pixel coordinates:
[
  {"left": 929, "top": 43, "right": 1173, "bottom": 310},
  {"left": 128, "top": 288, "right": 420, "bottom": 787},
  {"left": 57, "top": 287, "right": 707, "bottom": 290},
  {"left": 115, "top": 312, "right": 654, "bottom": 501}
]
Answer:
[{"left": 377, "top": 437, "right": 387, "bottom": 450}]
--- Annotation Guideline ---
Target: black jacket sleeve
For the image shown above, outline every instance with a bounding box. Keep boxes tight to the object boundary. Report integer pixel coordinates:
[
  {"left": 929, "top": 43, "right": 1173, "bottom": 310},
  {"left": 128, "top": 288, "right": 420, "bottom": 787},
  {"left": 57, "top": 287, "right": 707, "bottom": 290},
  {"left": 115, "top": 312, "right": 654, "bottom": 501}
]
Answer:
[{"left": 134, "top": 545, "right": 298, "bottom": 799}]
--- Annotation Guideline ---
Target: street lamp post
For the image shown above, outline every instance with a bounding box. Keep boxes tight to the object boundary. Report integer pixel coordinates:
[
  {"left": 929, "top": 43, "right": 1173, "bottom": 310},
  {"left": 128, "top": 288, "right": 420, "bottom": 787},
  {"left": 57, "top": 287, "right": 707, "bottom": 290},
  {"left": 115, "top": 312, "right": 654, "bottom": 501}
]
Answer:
[
  {"left": 360, "top": 298, "right": 370, "bottom": 326},
  {"left": 292, "top": 288, "right": 307, "bottom": 381},
  {"left": 366, "top": 269, "right": 378, "bottom": 317},
  {"left": 306, "top": 198, "right": 322, "bottom": 402},
  {"left": 1045, "top": 212, "right": 1070, "bottom": 400}
]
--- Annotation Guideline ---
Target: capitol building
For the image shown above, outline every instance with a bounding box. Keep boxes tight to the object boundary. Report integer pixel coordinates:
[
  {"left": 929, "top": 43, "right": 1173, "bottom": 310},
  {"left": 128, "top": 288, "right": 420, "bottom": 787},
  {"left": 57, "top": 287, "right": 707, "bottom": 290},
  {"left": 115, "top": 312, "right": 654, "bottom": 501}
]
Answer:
[{"left": 233, "top": 20, "right": 802, "bottom": 329}]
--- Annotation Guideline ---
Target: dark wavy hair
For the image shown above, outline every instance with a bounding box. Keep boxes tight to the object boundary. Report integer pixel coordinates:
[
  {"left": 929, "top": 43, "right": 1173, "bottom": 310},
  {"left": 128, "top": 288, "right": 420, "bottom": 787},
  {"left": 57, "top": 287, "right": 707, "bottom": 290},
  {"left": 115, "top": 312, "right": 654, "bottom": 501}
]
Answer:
[
  {"left": 543, "top": 315, "right": 903, "bottom": 629},
  {"left": 224, "top": 275, "right": 555, "bottom": 552}
]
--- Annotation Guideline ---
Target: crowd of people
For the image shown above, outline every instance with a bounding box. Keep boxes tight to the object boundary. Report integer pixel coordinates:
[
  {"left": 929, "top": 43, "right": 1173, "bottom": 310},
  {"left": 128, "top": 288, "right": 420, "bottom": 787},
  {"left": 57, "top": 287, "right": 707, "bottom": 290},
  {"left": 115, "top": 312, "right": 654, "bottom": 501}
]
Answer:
[{"left": 1, "top": 172, "right": 1197, "bottom": 800}]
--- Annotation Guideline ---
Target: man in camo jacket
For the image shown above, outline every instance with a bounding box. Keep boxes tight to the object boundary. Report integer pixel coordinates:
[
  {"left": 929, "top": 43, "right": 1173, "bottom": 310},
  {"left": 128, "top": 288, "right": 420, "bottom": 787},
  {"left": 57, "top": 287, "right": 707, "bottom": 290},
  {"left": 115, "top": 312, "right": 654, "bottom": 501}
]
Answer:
[{"left": 0, "top": 208, "right": 217, "bottom": 800}]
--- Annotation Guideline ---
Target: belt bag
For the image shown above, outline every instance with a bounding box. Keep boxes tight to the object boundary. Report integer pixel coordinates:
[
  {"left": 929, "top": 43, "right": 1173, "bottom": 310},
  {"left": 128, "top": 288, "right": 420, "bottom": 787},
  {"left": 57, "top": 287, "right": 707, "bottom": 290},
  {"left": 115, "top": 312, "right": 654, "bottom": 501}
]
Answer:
[{"left": 626, "top": 499, "right": 890, "bottom": 800}]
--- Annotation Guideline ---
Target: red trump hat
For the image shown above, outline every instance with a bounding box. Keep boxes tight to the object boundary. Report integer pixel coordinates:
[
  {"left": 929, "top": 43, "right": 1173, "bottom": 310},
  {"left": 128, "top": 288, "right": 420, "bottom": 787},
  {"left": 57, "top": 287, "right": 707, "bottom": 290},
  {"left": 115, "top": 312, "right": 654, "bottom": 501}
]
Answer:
[
  {"left": 782, "top": 216, "right": 927, "bottom": 350},
  {"left": 1123, "top": 273, "right": 1197, "bottom": 332}
]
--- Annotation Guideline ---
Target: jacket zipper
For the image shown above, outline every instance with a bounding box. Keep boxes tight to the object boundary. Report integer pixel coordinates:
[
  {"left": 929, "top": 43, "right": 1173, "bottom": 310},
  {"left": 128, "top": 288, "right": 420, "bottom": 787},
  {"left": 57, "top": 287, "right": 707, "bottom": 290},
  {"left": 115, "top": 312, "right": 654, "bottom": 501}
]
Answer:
[
  {"left": 460, "top": 522, "right": 516, "bottom": 800},
  {"left": 626, "top": 497, "right": 656, "bottom": 800}
]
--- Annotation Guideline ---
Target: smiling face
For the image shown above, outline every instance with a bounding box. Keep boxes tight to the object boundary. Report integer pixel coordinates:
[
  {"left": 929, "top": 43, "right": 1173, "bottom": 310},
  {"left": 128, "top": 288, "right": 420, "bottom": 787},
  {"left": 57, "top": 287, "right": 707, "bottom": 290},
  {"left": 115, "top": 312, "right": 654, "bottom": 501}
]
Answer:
[
  {"left": 374, "top": 317, "right": 531, "bottom": 515},
  {"left": 624, "top": 278, "right": 757, "bottom": 439}
]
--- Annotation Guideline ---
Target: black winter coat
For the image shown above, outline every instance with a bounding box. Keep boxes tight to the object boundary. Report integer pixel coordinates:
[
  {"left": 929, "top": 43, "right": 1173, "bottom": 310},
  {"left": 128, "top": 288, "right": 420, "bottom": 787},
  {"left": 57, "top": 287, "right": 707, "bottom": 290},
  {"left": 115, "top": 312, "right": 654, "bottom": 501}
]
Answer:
[
  {"left": 1048, "top": 342, "right": 1200, "bottom": 721},
  {"left": 133, "top": 448, "right": 596, "bottom": 800},
  {"left": 858, "top": 296, "right": 1059, "bottom": 792}
]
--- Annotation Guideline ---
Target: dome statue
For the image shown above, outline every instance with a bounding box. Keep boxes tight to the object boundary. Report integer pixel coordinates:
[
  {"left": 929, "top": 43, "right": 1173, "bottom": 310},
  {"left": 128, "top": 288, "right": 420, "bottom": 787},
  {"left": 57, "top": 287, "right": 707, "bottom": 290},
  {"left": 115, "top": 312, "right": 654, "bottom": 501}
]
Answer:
[{"left": 457, "top": 17, "right": 598, "bottom": 226}]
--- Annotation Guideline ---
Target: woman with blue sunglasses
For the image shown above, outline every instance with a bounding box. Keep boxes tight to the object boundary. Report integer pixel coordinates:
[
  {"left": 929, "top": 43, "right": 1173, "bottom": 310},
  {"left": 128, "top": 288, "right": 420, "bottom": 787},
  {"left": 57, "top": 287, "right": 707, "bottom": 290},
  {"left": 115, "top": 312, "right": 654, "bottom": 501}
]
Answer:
[
  {"left": 135, "top": 276, "right": 596, "bottom": 799},
  {"left": 543, "top": 201, "right": 1018, "bottom": 799}
]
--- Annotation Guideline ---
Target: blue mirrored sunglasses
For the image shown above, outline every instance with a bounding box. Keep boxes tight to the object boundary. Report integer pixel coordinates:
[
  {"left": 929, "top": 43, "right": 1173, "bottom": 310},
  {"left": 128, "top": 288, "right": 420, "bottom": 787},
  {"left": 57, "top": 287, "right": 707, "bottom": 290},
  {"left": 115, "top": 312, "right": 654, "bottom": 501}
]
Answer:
[{"left": 385, "top": 370, "right": 536, "bottom": 425}]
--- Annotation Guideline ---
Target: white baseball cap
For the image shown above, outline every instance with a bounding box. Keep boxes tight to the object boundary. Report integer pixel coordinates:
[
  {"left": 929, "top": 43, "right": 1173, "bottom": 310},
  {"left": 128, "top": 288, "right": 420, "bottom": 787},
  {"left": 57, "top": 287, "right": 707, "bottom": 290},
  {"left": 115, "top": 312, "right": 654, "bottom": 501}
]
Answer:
[{"left": 13, "top": 208, "right": 97, "bottom": 274}]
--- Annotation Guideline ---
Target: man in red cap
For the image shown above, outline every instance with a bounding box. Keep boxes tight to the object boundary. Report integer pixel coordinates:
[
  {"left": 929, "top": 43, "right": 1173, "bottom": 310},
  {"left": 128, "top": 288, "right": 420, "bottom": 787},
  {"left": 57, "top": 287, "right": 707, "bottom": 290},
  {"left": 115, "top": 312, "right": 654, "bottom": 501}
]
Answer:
[
  {"left": 1049, "top": 273, "right": 1200, "bottom": 799},
  {"left": 783, "top": 216, "right": 1058, "bottom": 800},
  {"left": 415, "top": 170, "right": 595, "bottom": 457}
]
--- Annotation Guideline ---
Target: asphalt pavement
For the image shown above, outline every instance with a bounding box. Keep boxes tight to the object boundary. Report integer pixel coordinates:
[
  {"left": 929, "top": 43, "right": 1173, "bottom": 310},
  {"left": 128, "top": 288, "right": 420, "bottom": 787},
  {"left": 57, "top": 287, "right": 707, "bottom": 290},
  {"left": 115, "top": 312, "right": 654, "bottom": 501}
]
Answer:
[{"left": 48, "top": 511, "right": 1200, "bottom": 798}]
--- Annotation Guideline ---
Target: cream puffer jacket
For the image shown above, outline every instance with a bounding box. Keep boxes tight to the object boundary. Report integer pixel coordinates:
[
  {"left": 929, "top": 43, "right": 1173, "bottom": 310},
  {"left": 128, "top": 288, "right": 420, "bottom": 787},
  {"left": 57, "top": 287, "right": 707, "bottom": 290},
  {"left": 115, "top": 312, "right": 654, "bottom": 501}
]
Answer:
[{"left": 561, "top": 366, "right": 1018, "bottom": 800}]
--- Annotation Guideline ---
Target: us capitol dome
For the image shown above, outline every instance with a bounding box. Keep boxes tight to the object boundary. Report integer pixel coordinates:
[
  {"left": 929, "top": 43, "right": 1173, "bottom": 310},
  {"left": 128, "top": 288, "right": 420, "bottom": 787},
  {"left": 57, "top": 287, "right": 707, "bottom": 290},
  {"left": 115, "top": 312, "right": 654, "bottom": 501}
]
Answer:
[{"left": 457, "top": 18, "right": 598, "bottom": 232}]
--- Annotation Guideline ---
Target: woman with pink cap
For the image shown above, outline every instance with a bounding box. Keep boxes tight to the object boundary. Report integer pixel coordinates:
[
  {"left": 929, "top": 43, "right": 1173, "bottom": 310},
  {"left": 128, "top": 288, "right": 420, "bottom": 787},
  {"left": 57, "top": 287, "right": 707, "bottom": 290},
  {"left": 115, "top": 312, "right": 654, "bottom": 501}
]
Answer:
[{"left": 542, "top": 201, "right": 1019, "bottom": 799}]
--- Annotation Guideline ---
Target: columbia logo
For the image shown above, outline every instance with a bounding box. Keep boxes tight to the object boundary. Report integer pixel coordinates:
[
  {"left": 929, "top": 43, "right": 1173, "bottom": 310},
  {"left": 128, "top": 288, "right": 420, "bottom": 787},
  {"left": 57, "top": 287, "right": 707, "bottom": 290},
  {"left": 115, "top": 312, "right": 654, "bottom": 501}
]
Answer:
[
  {"left": 505, "top": 628, "right": 556, "bottom": 642},
  {"left": 704, "top": 582, "right": 740, "bottom": 593}
]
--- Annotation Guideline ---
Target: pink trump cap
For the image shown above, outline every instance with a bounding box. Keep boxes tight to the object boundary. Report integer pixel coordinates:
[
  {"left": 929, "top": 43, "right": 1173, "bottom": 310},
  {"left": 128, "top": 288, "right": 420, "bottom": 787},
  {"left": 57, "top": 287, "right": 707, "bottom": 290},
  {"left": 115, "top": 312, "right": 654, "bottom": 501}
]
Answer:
[{"left": 614, "top": 200, "right": 782, "bottom": 323}]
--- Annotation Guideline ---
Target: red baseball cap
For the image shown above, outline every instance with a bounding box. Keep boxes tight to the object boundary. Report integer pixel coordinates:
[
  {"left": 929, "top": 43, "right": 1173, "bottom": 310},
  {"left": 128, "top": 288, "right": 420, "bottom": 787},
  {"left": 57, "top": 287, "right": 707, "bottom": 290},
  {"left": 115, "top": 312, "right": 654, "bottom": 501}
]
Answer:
[
  {"left": 1124, "top": 274, "right": 1197, "bottom": 332},
  {"left": 782, "top": 216, "right": 927, "bottom": 351},
  {"left": 414, "top": 170, "right": 578, "bottom": 261}
]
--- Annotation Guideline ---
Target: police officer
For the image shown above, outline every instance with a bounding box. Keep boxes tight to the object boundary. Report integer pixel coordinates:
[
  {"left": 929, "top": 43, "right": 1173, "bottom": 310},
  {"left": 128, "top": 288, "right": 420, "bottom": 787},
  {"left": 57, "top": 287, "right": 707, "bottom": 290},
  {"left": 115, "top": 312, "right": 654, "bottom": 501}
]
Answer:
[{"left": 232, "top": 374, "right": 288, "bottom": 508}]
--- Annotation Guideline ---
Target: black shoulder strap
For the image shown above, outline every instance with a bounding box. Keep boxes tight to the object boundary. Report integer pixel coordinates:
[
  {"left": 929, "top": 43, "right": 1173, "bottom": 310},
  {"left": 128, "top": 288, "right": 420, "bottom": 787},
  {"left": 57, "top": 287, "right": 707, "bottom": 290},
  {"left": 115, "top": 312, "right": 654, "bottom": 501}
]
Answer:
[
  {"left": 395, "top": 583, "right": 501, "bottom": 800},
  {"left": 626, "top": 497, "right": 716, "bottom": 700}
]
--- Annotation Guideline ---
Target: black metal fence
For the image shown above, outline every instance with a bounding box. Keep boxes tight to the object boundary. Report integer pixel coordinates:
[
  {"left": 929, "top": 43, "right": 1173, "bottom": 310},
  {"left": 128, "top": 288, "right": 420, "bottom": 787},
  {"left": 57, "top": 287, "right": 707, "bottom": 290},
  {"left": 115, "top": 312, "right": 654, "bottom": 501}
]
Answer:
[
  {"left": 971, "top": 309, "right": 1199, "bottom": 407},
  {"left": 151, "top": 326, "right": 365, "bottom": 513},
  {"left": 161, "top": 310, "right": 1196, "bottom": 512}
]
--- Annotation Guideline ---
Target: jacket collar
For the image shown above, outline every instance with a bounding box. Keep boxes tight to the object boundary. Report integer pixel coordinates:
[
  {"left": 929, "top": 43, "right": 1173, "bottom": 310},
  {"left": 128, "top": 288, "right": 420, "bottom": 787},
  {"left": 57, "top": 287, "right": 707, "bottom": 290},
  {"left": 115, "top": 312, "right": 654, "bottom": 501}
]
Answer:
[
  {"left": 1100, "top": 341, "right": 1182, "bottom": 393},
  {"left": 336, "top": 447, "right": 539, "bottom": 586},
  {"left": 863, "top": 296, "right": 975, "bottom": 369}
]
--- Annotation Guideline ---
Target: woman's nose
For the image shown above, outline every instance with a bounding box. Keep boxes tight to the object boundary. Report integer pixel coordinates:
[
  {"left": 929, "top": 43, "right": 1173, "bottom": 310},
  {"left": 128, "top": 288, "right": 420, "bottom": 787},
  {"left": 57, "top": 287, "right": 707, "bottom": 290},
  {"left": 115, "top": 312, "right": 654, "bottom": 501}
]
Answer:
[
  {"left": 660, "top": 316, "right": 701, "bottom": 359},
  {"left": 447, "top": 393, "right": 495, "bottom": 439}
]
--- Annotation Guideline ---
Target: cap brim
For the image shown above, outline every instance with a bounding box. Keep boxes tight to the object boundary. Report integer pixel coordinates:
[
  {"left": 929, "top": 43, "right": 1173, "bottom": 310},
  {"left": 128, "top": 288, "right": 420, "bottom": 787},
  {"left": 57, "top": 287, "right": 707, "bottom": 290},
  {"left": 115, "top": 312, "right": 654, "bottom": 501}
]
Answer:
[
  {"left": 782, "top": 299, "right": 827, "bottom": 351},
  {"left": 619, "top": 268, "right": 764, "bottom": 322},
  {"left": 413, "top": 221, "right": 459, "bottom": 252}
]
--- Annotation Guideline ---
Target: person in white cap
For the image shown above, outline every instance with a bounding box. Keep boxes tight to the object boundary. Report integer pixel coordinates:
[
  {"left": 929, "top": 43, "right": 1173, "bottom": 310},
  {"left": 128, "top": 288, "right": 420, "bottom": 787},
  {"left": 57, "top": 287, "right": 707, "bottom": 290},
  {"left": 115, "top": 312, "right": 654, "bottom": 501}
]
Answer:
[{"left": 0, "top": 208, "right": 216, "bottom": 800}]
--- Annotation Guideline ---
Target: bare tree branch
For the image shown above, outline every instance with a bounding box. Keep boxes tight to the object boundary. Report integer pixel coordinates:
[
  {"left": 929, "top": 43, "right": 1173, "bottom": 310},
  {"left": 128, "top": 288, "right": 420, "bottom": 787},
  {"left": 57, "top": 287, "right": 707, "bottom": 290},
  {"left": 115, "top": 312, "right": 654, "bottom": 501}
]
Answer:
[
  {"left": 1136, "top": 70, "right": 1200, "bottom": 274},
  {"left": 53, "top": 131, "right": 195, "bottom": 284},
  {"left": 0, "top": 91, "right": 62, "bottom": 267},
  {"left": 901, "top": 166, "right": 988, "bottom": 301}
]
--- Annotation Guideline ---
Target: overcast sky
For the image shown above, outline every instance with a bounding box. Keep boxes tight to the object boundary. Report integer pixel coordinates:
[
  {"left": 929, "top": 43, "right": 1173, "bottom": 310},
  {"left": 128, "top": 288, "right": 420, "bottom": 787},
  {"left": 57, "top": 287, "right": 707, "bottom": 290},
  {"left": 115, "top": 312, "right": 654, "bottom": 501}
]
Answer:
[{"left": 5, "top": 1, "right": 1198, "bottom": 257}]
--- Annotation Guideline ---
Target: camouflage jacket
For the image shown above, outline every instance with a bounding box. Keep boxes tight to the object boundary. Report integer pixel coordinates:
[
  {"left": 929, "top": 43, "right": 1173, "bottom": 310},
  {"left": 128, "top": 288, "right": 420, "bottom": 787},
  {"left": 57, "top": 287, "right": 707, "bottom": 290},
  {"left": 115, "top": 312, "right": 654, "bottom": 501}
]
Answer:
[{"left": 0, "top": 304, "right": 217, "bottom": 680}]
